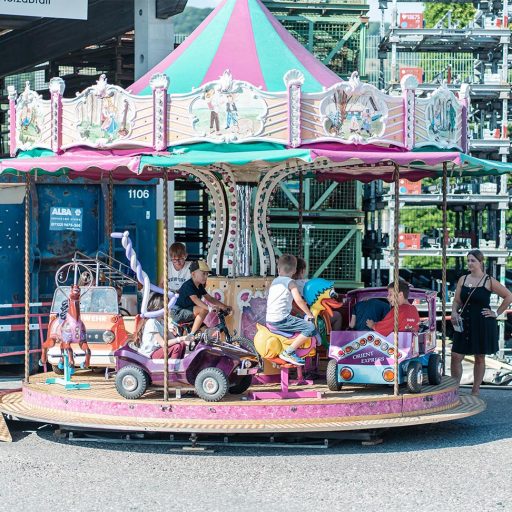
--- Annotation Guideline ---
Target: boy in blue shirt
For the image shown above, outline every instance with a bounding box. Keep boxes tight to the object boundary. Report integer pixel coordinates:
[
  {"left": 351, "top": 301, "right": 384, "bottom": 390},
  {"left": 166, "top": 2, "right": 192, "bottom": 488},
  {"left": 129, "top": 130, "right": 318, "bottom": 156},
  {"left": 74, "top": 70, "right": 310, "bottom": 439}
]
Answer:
[
  {"left": 349, "top": 297, "right": 390, "bottom": 331},
  {"left": 266, "top": 254, "right": 317, "bottom": 365}
]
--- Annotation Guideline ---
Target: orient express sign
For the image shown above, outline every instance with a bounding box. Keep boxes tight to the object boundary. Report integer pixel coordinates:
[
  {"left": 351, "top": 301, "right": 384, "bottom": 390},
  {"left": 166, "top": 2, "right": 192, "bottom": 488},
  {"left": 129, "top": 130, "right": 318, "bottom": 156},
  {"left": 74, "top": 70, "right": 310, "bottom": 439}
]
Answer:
[{"left": 0, "top": 0, "right": 88, "bottom": 20}]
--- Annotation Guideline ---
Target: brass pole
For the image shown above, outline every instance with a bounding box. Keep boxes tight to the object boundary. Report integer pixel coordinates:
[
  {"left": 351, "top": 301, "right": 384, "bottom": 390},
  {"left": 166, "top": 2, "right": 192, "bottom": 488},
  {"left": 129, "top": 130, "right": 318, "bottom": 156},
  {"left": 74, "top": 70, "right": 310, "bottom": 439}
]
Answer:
[
  {"left": 108, "top": 171, "right": 114, "bottom": 264},
  {"left": 24, "top": 174, "right": 31, "bottom": 384},
  {"left": 393, "top": 164, "right": 400, "bottom": 396},
  {"left": 441, "top": 162, "right": 448, "bottom": 374},
  {"left": 163, "top": 170, "right": 170, "bottom": 401}
]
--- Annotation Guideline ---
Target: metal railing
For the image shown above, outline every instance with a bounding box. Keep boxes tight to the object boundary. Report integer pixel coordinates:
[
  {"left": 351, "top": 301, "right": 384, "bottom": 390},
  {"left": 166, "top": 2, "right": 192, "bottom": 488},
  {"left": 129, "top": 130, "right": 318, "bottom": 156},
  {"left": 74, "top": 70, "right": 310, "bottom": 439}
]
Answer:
[{"left": 0, "top": 302, "right": 50, "bottom": 362}]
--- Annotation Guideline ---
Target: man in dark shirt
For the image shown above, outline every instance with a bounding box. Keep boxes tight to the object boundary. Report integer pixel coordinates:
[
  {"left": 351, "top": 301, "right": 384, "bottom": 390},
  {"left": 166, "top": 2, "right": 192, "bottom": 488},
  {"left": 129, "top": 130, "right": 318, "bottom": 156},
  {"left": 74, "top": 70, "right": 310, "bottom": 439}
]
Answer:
[
  {"left": 349, "top": 298, "right": 390, "bottom": 331},
  {"left": 172, "top": 259, "right": 231, "bottom": 335}
]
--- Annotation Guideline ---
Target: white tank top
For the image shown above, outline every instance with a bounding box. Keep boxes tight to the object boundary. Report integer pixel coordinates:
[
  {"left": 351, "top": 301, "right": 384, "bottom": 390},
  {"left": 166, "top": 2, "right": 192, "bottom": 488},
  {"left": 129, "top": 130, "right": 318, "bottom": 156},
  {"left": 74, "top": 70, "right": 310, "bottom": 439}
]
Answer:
[{"left": 266, "top": 276, "right": 294, "bottom": 323}]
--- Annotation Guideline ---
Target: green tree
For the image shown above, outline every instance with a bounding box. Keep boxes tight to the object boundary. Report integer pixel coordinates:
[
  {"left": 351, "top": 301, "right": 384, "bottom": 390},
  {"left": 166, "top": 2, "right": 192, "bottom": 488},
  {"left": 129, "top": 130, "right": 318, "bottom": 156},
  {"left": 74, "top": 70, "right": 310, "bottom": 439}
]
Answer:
[
  {"left": 424, "top": 4, "right": 476, "bottom": 29},
  {"left": 173, "top": 7, "right": 213, "bottom": 35}
]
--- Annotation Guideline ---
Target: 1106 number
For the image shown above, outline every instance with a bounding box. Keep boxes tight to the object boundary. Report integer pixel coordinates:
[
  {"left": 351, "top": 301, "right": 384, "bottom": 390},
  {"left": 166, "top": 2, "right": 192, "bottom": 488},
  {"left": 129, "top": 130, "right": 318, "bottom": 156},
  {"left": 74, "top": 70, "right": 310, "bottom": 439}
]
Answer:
[{"left": 128, "top": 189, "right": 150, "bottom": 199}]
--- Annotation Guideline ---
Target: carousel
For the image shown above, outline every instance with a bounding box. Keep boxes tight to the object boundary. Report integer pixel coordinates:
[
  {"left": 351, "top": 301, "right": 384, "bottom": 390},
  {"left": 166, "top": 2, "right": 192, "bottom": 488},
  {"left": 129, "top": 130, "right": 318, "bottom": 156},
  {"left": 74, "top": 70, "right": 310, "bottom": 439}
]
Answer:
[{"left": 0, "top": 0, "right": 504, "bottom": 443}]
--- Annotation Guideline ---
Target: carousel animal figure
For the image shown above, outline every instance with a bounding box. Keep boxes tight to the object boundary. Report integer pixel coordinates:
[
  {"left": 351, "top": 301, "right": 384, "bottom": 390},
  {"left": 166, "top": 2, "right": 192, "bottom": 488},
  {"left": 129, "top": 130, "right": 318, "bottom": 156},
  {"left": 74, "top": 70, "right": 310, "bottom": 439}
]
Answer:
[
  {"left": 254, "top": 278, "right": 342, "bottom": 365},
  {"left": 41, "top": 284, "right": 91, "bottom": 374}
]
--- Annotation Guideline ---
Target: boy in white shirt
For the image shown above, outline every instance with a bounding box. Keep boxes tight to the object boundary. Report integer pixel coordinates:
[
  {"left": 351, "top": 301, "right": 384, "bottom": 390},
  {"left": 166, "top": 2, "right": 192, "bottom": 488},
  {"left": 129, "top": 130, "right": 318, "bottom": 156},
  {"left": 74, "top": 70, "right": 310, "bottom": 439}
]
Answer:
[
  {"left": 266, "top": 254, "right": 317, "bottom": 365},
  {"left": 160, "top": 242, "right": 191, "bottom": 292}
]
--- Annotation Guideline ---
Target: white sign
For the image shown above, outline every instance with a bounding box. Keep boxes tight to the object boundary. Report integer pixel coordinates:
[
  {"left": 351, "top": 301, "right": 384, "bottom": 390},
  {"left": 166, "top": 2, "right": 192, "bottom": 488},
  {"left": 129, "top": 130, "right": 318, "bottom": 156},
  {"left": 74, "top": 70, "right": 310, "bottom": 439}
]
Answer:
[{"left": 0, "top": 0, "right": 88, "bottom": 20}]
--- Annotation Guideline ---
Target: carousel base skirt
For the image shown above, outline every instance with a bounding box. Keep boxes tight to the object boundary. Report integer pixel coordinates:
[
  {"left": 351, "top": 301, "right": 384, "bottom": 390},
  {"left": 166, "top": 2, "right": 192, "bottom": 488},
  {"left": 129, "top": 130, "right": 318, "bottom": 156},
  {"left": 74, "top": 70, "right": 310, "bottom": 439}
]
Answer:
[{"left": 0, "top": 373, "right": 485, "bottom": 436}]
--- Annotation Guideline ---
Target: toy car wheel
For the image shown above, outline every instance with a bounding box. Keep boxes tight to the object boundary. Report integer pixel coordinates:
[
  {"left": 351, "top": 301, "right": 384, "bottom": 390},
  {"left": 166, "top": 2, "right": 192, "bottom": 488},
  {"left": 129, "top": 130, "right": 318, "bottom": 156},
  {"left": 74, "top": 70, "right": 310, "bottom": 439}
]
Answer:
[
  {"left": 115, "top": 365, "right": 149, "bottom": 400},
  {"left": 427, "top": 353, "right": 443, "bottom": 385},
  {"left": 195, "top": 367, "right": 229, "bottom": 402},
  {"left": 326, "top": 359, "right": 342, "bottom": 391},
  {"left": 229, "top": 375, "right": 253, "bottom": 395},
  {"left": 406, "top": 361, "right": 423, "bottom": 393},
  {"left": 51, "top": 364, "right": 64, "bottom": 375}
]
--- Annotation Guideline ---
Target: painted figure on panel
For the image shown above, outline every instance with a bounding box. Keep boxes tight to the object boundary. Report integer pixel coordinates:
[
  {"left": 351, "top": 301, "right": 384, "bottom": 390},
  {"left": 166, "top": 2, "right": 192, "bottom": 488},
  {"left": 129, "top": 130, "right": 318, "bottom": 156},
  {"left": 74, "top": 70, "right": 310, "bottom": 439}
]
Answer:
[
  {"left": 427, "top": 94, "right": 458, "bottom": 143},
  {"left": 190, "top": 71, "right": 267, "bottom": 140},
  {"left": 324, "top": 88, "right": 385, "bottom": 141},
  {"left": 77, "top": 90, "right": 133, "bottom": 145},
  {"left": 17, "top": 83, "right": 43, "bottom": 147}
]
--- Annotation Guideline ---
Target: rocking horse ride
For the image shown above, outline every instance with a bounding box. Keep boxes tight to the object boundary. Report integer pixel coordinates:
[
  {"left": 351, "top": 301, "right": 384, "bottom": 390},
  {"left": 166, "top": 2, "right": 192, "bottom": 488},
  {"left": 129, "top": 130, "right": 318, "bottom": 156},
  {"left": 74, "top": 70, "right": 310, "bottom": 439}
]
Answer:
[
  {"left": 252, "top": 278, "right": 342, "bottom": 399},
  {"left": 40, "top": 263, "right": 93, "bottom": 376}
]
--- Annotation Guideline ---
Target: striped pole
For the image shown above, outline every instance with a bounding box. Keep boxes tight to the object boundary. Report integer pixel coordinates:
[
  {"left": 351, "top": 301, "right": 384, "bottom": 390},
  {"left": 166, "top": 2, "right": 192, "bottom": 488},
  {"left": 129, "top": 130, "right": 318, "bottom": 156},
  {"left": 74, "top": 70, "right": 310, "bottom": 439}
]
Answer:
[
  {"left": 24, "top": 174, "right": 31, "bottom": 383},
  {"left": 393, "top": 164, "right": 400, "bottom": 396},
  {"left": 441, "top": 162, "right": 448, "bottom": 374},
  {"left": 163, "top": 170, "right": 169, "bottom": 401}
]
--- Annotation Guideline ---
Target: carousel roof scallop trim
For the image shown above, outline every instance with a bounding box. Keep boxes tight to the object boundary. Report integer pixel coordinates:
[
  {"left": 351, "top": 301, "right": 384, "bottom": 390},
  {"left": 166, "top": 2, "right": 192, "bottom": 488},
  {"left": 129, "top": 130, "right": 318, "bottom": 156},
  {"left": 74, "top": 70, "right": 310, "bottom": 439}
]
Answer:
[{"left": 2, "top": 144, "right": 512, "bottom": 181}]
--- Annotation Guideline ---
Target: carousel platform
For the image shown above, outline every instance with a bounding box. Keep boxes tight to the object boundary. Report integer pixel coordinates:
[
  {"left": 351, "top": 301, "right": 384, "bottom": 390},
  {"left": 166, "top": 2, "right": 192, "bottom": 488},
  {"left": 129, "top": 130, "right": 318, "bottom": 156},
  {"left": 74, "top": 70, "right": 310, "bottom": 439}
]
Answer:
[{"left": 0, "top": 372, "right": 485, "bottom": 437}]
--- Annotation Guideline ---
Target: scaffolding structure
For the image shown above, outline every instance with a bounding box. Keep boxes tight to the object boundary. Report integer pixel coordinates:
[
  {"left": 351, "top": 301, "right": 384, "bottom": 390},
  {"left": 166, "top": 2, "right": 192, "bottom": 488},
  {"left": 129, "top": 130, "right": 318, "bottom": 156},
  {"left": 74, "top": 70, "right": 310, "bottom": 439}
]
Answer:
[
  {"left": 371, "top": 0, "right": 512, "bottom": 357},
  {"left": 262, "top": 0, "right": 370, "bottom": 78}
]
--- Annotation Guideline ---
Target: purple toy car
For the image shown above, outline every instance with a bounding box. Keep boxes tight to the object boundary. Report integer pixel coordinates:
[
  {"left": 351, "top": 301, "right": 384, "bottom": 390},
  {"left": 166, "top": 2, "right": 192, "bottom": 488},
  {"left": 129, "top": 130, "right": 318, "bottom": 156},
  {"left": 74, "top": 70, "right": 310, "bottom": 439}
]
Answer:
[
  {"left": 114, "top": 329, "right": 260, "bottom": 402},
  {"left": 327, "top": 287, "right": 442, "bottom": 393}
]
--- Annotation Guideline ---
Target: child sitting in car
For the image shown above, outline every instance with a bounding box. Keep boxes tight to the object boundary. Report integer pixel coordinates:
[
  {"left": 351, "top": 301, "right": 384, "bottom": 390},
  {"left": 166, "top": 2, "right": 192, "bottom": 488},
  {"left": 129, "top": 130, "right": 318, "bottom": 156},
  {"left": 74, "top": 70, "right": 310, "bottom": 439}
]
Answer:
[
  {"left": 366, "top": 280, "right": 420, "bottom": 336},
  {"left": 134, "top": 293, "right": 190, "bottom": 359},
  {"left": 171, "top": 259, "right": 231, "bottom": 335}
]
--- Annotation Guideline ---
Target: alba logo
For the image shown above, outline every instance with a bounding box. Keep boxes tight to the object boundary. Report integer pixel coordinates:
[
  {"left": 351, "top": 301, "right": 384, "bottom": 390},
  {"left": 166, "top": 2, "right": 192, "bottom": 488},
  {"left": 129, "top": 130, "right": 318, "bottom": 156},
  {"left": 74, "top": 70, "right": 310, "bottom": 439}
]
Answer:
[{"left": 52, "top": 207, "right": 81, "bottom": 216}]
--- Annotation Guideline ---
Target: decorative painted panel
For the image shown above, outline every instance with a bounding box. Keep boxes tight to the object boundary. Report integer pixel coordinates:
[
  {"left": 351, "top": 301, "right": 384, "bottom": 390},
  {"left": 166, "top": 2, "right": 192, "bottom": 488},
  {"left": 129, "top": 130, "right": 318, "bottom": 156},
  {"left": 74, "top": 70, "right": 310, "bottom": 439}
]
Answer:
[
  {"left": 301, "top": 73, "right": 404, "bottom": 147},
  {"left": 14, "top": 82, "right": 51, "bottom": 152},
  {"left": 415, "top": 84, "right": 464, "bottom": 150},
  {"left": 8, "top": 70, "right": 468, "bottom": 154}
]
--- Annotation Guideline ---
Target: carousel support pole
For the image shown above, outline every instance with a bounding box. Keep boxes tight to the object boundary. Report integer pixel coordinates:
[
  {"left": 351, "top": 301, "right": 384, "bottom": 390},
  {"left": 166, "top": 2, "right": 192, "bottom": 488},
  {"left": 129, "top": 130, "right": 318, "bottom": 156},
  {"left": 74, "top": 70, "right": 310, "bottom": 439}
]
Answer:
[
  {"left": 298, "top": 170, "right": 304, "bottom": 258},
  {"left": 441, "top": 162, "right": 448, "bottom": 374},
  {"left": 24, "top": 174, "right": 31, "bottom": 384},
  {"left": 108, "top": 171, "right": 114, "bottom": 266},
  {"left": 392, "top": 164, "right": 400, "bottom": 396},
  {"left": 162, "top": 170, "right": 170, "bottom": 401},
  {"left": 235, "top": 182, "right": 252, "bottom": 276}
]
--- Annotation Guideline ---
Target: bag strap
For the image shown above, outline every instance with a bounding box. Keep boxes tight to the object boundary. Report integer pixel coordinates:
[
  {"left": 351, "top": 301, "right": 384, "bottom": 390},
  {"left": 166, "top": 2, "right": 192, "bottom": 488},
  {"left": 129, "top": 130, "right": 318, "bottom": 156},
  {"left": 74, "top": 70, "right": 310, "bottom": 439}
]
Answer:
[{"left": 459, "top": 274, "right": 485, "bottom": 314}]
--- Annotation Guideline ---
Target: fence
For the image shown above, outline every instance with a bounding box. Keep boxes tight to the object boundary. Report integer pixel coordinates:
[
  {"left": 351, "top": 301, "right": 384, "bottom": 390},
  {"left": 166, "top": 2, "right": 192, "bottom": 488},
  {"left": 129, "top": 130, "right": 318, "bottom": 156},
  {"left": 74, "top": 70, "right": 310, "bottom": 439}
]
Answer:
[{"left": 0, "top": 302, "right": 50, "bottom": 362}]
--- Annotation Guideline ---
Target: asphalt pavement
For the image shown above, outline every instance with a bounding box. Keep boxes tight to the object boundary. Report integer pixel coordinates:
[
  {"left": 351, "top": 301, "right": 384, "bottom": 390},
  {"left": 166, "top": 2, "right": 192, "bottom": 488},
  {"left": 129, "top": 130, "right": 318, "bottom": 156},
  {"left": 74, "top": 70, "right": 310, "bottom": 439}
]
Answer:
[{"left": 0, "top": 387, "right": 511, "bottom": 512}]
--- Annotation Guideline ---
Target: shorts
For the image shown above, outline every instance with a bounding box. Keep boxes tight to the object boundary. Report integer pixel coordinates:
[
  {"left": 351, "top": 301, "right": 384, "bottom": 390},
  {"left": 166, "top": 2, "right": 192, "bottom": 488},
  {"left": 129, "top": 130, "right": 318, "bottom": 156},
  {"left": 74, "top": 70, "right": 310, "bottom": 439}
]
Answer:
[
  {"left": 268, "top": 315, "right": 317, "bottom": 337},
  {"left": 171, "top": 307, "right": 195, "bottom": 325}
]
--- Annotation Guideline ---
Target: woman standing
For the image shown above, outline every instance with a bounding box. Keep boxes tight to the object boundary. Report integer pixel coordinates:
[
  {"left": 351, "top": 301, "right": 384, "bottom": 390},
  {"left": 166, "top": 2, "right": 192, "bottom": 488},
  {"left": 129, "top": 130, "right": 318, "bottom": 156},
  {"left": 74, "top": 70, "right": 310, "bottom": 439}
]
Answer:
[{"left": 451, "top": 250, "right": 512, "bottom": 395}]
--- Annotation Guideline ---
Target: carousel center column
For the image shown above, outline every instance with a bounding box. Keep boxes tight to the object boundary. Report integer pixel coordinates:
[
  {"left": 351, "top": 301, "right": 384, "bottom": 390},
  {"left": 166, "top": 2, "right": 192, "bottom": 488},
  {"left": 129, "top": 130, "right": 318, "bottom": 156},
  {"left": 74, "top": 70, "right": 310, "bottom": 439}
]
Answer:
[{"left": 207, "top": 170, "right": 274, "bottom": 342}]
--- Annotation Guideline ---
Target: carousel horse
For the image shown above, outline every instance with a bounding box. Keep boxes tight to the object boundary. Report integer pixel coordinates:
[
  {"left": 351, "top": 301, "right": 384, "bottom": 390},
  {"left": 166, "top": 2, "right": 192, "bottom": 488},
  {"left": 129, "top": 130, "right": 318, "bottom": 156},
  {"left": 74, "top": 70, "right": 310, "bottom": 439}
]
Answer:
[
  {"left": 41, "top": 284, "right": 91, "bottom": 372},
  {"left": 254, "top": 278, "right": 342, "bottom": 364}
]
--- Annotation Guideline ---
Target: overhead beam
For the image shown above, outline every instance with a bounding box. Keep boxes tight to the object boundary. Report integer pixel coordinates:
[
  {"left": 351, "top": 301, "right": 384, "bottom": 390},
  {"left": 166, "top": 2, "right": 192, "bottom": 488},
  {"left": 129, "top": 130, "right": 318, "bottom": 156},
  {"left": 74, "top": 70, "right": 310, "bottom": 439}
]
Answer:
[
  {"left": 156, "top": 0, "right": 187, "bottom": 19},
  {"left": 0, "top": 0, "right": 186, "bottom": 79}
]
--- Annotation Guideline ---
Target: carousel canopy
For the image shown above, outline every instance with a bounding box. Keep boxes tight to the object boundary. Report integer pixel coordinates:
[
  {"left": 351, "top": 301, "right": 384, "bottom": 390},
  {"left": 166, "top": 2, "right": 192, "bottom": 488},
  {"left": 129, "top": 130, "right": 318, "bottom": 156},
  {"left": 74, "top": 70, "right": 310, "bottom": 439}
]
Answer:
[
  {"left": 2, "top": 144, "right": 512, "bottom": 181},
  {"left": 130, "top": 0, "right": 341, "bottom": 95}
]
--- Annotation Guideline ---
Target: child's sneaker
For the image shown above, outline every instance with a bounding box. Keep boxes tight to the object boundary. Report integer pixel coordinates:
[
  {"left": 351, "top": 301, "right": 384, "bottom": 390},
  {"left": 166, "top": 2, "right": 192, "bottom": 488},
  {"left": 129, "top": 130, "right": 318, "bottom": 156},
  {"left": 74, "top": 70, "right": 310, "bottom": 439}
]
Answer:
[{"left": 279, "top": 349, "right": 305, "bottom": 366}]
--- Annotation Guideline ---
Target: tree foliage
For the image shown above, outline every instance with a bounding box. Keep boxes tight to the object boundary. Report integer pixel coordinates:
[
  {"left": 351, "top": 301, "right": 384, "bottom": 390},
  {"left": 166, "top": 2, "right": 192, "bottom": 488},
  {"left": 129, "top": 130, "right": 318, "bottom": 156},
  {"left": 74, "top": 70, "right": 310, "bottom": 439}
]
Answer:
[
  {"left": 173, "top": 7, "right": 213, "bottom": 35},
  {"left": 424, "top": 4, "right": 476, "bottom": 29}
]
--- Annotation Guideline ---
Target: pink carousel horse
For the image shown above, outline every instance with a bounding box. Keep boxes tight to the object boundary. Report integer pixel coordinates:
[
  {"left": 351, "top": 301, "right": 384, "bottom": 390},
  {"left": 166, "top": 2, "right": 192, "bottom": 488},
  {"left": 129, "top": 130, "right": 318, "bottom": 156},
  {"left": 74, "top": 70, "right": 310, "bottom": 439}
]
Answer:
[{"left": 41, "top": 284, "right": 91, "bottom": 372}]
